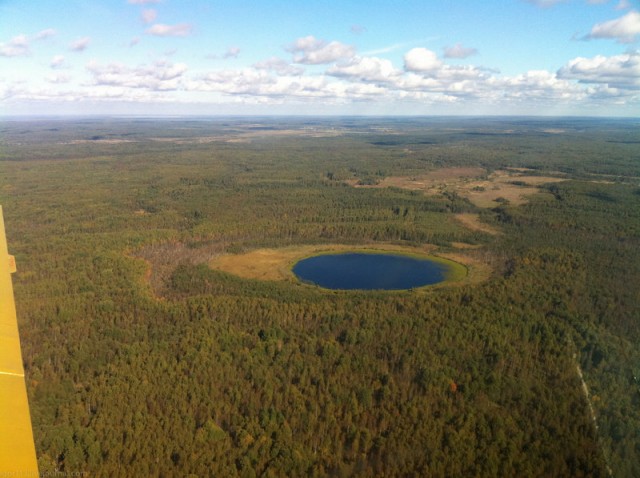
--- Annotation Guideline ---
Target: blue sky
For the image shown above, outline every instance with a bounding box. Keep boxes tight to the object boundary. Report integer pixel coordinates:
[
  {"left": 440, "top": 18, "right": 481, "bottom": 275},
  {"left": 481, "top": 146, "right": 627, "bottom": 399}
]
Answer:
[{"left": 1, "top": 0, "right": 638, "bottom": 116}]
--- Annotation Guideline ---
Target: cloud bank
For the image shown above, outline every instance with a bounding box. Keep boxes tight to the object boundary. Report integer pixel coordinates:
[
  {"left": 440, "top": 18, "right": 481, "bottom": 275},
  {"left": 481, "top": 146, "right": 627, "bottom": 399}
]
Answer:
[
  {"left": 584, "top": 11, "right": 640, "bottom": 43},
  {"left": 2, "top": 24, "right": 637, "bottom": 114}
]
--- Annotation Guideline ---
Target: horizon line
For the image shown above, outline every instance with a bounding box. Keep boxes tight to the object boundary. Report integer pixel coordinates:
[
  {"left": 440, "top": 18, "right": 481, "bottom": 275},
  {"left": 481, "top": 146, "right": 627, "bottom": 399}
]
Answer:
[{"left": 1, "top": 114, "right": 638, "bottom": 121}]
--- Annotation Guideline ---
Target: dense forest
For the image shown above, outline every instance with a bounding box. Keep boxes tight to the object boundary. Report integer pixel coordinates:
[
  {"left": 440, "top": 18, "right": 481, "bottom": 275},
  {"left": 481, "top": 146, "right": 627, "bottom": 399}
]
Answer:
[{"left": 1, "top": 117, "right": 638, "bottom": 477}]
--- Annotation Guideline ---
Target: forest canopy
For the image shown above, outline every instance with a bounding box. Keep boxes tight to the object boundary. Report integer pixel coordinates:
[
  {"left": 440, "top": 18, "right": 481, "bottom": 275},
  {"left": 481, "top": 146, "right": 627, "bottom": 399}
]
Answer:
[{"left": 1, "top": 117, "right": 638, "bottom": 477}]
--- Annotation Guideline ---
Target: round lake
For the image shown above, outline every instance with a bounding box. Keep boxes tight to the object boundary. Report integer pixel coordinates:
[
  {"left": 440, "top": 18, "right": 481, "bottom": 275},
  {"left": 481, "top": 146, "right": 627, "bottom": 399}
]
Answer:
[{"left": 292, "top": 252, "right": 450, "bottom": 290}]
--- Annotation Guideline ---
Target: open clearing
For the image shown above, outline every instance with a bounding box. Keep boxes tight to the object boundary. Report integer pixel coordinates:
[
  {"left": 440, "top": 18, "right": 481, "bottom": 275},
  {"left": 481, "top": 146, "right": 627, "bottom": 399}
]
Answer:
[
  {"left": 208, "top": 243, "right": 489, "bottom": 288},
  {"left": 345, "top": 167, "right": 486, "bottom": 193},
  {"left": 347, "top": 167, "right": 567, "bottom": 208},
  {"left": 454, "top": 213, "right": 501, "bottom": 236}
]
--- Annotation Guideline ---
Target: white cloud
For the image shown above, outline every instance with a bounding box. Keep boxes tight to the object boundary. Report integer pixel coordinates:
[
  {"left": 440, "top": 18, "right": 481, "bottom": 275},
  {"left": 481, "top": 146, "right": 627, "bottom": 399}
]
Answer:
[
  {"left": 0, "top": 29, "right": 60, "bottom": 57},
  {"left": 70, "top": 37, "right": 91, "bottom": 52},
  {"left": 253, "top": 57, "right": 304, "bottom": 76},
  {"left": 146, "top": 23, "right": 192, "bottom": 37},
  {"left": 340, "top": 82, "right": 389, "bottom": 99},
  {"left": 397, "top": 67, "right": 487, "bottom": 99},
  {"left": 1, "top": 81, "right": 173, "bottom": 105},
  {"left": 50, "top": 55, "right": 66, "bottom": 68},
  {"left": 494, "top": 70, "right": 586, "bottom": 101},
  {"left": 44, "top": 87, "right": 167, "bottom": 102},
  {"left": 187, "top": 68, "right": 274, "bottom": 95},
  {"left": 152, "top": 48, "right": 599, "bottom": 109},
  {"left": 186, "top": 66, "right": 388, "bottom": 102},
  {"left": 128, "top": 0, "right": 160, "bottom": 4},
  {"left": 328, "top": 56, "right": 402, "bottom": 83},
  {"left": 0, "top": 34, "right": 30, "bottom": 57},
  {"left": 35, "top": 29, "right": 56, "bottom": 40},
  {"left": 397, "top": 90, "right": 459, "bottom": 104},
  {"left": 443, "top": 43, "right": 478, "bottom": 59},
  {"left": 224, "top": 47, "right": 241, "bottom": 59},
  {"left": 587, "top": 84, "right": 633, "bottom": 100},
  {"left": 0, "top": 29, "right": 59, "bottom": 57},
  {"left": 205, "top": 47, "right": 242, "bottom": 61},
  {"left": 557, "top": 52, "right": 640, "bottom": 90},
  {"left": 394, "top": 51, "right": 581, "bottom": 104},
  {"left": 404, "top": 48, "right": 442, "bottom": 72},
  {"left": 187, "top": 40, "right": 592, "bottom": 109},
  {"left": 46, "top": 73, "right": 71, "bottom": 84},
  {"left": 141, "top": 9, "right": 158, "bottom": 24},
  {"left": 584, "top": 11, "right": 640, "bottom": 43},
  {"left": 4, "top": 26, "right": 632, "bottom": 114},
  {"left": 191, "top": 48, "right": 495, "bottom": 106},
  {"left": 288, "top": 36, "right": 355, "bottom": 64},
  {"left": 86, "top": 60, "right": 188, "bottom": 91}
]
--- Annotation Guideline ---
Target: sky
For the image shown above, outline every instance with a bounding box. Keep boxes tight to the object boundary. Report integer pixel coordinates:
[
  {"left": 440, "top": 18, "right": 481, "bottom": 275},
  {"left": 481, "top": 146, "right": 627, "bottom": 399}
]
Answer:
[{"left": 0, "top": 0, "right": 639, "bottom": 116}]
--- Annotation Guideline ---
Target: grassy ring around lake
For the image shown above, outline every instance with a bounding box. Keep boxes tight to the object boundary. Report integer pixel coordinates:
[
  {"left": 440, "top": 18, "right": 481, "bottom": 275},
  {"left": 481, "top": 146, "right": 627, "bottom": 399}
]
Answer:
[{"left": 208, "top": 244, "right": 479, "bottom": 292}]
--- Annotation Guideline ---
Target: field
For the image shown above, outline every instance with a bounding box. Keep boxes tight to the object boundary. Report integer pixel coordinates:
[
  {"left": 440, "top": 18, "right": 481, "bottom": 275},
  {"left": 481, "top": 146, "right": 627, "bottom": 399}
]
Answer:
[{"left": 1, "top": 116, "right": 639, "bottom": 477}]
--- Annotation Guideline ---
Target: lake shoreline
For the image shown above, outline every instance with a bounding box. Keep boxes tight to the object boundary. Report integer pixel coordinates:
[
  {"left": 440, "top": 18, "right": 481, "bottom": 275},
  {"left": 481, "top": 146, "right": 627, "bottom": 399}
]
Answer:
[{"left": 208, "top": 243, "right": 480, "bottom": 290}]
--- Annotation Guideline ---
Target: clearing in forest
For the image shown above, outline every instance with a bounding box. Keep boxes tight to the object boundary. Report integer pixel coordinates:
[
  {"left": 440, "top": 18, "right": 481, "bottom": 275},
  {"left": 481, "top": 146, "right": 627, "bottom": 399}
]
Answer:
[
  {"left": 208, "top": 243, "right": 488, "bottom": 288},
  {"left": 454, "top": 213, "right": 501, "bottom": 236},
  {"left": 347, "top": 167, "right": 566, "bottom": 208}
]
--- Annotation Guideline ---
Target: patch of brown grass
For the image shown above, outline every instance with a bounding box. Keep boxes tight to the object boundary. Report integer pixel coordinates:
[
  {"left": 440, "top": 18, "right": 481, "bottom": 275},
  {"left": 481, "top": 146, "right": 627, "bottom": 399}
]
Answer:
[
  {"left": 209, "top": 243, "right": 493, "bottom": 289},
  {"left": 462, "top": 184, "right": 532, "bottom": 207},
  {"left": 436, "top": 251, "right": 492, "bottom": 286},
  {"left": 347, "top": 167, "right": 486, "bottom": 191},
  {"left": 346, "top": 167, "right": 567, "bottom": 209},
  {"left": 210, "top": 247, "right": 303, "bottom": 281},
  {"left": 423, "top": 167, "right": 487, "bottom": 180},
  {"left": 454, "top": 214, "right": 501, "bottom": 236},
  {"left": 460, "top": 171, "right": 565, "bottom": 207},
  {"left": 512, "top": 175, "right": 566, "bottom": 185},
  {"left": 209, "top": 243, "right": 440, "bottom": 282},
  {"left": 450, "top": 242, "right": 482, "bottom": 249}
]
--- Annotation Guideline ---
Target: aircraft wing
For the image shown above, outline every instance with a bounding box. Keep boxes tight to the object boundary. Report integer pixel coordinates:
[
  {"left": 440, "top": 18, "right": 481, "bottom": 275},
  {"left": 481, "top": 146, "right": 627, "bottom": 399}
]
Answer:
[{"left": 0, "top": 206, "right": 39, "bottom": 476}]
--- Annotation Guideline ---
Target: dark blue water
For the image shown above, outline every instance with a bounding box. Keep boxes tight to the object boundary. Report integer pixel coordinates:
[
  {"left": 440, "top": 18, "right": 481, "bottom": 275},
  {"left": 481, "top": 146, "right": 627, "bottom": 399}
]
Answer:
[{"left": 292, "top": 253, "right": 448, "bottom": 290}]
